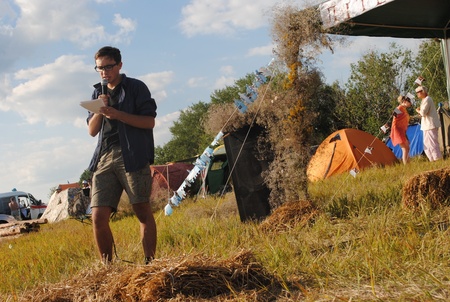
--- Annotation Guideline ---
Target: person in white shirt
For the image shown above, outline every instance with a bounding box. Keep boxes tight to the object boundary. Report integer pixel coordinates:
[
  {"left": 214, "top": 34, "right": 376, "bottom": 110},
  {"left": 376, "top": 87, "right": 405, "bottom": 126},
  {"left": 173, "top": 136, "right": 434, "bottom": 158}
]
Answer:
[{"left": 415, "top": 86, "right": 442, "bottom": 161}]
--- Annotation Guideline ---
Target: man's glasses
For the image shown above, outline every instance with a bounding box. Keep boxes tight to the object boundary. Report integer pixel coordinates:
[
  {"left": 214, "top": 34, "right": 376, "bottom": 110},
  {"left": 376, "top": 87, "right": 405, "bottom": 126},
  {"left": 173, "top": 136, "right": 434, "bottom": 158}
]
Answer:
[
  {"left": 416, "top": 90, "right": 423, "bottom": 94},
  {"left": 95, "top": 63, "right": 118, "bottom": 72}
]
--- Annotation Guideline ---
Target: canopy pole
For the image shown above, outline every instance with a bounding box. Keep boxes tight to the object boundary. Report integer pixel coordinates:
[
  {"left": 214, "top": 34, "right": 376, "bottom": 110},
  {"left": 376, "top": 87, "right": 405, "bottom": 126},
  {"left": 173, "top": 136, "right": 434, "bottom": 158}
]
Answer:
[
  {"left": 438, "top": 104, "right": 447, "bottom": 159},
  {"left": 440, "top": 37, "right": 450, "bottom": 158},
  {"left": 441, "top": 38, "right": 450, "bottom": 105}
]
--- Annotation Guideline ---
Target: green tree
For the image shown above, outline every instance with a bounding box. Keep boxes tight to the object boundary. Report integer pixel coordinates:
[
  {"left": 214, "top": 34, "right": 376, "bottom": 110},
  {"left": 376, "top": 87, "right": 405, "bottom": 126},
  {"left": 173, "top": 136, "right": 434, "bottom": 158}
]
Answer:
[
  {"left": 210, "top": 75, "right": 254, "bottom": 105},
  {"left": 79, "top": 169, "right": 92, "bottom": 183},
  {"left": 411, "top": 39, "right": 448, "bottom": 105},
  {"left": 309, "top": 80, "right": 344, "bottom": 144},
  {"left": 154, "top": 102, "right": 212, "bottom": 164},
  {"left": 154, "top": 74, "right": 261, "bottom": 165},
  {"left": 338, "top": 43, "right": 414, "bottom": 135}
]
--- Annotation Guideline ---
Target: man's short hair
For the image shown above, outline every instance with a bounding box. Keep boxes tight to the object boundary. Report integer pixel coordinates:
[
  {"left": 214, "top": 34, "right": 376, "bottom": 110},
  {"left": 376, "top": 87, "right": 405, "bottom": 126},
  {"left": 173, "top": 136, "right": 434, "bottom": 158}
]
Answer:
[{"left": 95, "top": 46, "right": 121, "bottom": 64}]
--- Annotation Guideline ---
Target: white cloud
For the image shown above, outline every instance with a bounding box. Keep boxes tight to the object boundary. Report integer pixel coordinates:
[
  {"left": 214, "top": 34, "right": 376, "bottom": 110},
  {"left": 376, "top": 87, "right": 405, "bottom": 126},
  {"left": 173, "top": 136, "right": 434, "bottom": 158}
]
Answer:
[
  {"left": 1, "top": 55, "right": 96, "bottom": 126},
  {"left": 213, "top": 75, "right": 236, "bottom": 90},
  {"left": 14, "top": 0, "right": 104, "bottom": 47},
  {"left": 109, "top": 14, "right": 137, "bottom": 45},
  {"left": 220, "top": 65, "right": 234, "bottom": 75},
  {"left": 74, "top": 116, "right": 88, "bottom": 129},
  {"left": 247, "top": 44, "right": 274, "bottom": 57},
  {"left": 0, "top": 135, "right": 94, "bottom": 201},
  {"left": 0, "top": 74, "right": 13, "bottom": 109},
  {"left": 154, "top": 111, "right": 180, "bottom": 147},
  {"left": 139, "top": 71, "right": 174, "bottom": 103},
  {"left": 179, "top": 0, "right": 279, "bottom": 37},
  {"left": 187, "top": 77, "right": 207, "bottom": 88},
  {"left": 0, "top": 0, "right": 136, "bottom": 72},
  {"left": 0, "top": 56, "right": 176, "bottom": 128}
]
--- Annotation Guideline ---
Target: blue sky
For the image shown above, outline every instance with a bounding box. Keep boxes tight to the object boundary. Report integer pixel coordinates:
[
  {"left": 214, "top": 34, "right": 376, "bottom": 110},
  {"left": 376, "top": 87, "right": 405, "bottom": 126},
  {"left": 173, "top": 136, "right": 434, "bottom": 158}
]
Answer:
[{"left": 0, "top": 0, "right": 422, "bottom": 202}]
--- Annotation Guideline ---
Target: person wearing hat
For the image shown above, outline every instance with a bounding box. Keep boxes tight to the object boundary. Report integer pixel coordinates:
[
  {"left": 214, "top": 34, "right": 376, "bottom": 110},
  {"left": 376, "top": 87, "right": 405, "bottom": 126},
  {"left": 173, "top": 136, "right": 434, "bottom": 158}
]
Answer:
[
  {"left": 390, "top": 95, "right": 412, "bottom": 165},
  {"left": 82, "top": 180, "right": 91, "bottom": 197},
  {"left": 415, "top": 86, "right": 442, "bottom": 161}
]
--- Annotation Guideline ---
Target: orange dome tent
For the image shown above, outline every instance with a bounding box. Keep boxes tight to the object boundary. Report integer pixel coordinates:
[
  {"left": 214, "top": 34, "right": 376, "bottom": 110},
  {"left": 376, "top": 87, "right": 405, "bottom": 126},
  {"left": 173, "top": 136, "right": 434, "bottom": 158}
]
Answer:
[{"left": 307, "top": 128, "right": 398, "bottom": 182}]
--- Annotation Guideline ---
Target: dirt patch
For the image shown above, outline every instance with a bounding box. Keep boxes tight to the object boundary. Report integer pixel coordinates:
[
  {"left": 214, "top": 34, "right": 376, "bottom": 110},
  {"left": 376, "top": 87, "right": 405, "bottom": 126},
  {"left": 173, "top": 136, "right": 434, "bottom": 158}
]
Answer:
[{"left": 402, "top": 167, "right": 450, "bottom": 208}]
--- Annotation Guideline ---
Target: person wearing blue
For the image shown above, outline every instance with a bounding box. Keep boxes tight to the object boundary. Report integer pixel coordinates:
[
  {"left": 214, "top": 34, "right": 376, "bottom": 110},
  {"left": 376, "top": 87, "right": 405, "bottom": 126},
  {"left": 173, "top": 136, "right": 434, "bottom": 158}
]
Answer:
[{"left": 87, "top": 46, "right": 157, "bottom": 264}]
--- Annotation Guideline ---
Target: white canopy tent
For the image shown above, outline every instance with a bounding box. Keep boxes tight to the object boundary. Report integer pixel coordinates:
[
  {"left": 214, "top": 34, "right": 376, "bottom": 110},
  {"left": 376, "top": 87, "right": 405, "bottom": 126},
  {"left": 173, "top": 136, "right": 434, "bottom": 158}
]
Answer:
[{"left": 317, "top": 0, "right": 450, "bottom": 101}]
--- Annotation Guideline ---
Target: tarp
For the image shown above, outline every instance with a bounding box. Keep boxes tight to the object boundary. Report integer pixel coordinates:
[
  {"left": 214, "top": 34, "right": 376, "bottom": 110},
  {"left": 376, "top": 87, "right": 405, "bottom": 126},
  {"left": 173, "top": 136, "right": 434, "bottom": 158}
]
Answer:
[
  {"left": 384, "top": 109, "right": 450, "bottom": 158},
  {"left": 205, "top": 145, "right": 229, "bottom": 194},
  {"left": 307, "top": 128, "right": 398, "bottom": 181},
  {"left": 150, "top": 163, "right": 195, "bottom": 201},
  {"left": 41, "top": 187, "right": 90, "bottom": 223},
  {"left": 319, "top": 0, "right": 450, "bottom": 39},
  {"left": 385, "top": 123, "right": 423, "bottom": 158}
]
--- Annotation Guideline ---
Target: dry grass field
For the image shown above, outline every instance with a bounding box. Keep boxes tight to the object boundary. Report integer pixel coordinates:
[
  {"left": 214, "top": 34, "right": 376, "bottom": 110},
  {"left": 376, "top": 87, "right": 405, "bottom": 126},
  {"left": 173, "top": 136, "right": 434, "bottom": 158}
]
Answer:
[{"left": 1, "top": 156, "right": 450, "bottom": 301}]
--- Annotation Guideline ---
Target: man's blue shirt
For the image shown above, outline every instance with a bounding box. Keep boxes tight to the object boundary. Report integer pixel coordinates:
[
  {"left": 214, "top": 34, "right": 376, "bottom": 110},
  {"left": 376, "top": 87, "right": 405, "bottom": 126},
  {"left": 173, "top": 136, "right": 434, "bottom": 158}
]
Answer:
[{"left": 87, "top": 74, "right": 157, "bottom": 172}]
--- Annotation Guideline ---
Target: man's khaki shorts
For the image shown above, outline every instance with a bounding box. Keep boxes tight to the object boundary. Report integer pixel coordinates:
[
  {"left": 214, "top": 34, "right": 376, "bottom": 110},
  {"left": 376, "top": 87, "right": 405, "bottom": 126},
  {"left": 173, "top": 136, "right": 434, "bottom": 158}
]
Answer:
[{"left": 90, "top": 145, "right": 152, "bottom": 210}]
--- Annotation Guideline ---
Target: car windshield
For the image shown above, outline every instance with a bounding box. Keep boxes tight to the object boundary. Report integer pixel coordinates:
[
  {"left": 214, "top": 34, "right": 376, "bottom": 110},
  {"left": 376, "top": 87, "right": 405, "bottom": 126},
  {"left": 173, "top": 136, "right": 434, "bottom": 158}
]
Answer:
[
  {"left": 28, "top": 194, "right": 41, "bottom": 205},
  {"left": 17, "top": 196, "right": 31, "bottom": 208}
]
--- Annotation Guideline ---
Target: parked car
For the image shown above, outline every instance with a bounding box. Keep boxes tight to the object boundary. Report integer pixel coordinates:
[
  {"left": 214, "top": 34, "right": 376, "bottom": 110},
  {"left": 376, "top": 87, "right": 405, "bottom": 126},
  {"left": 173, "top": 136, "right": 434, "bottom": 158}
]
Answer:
[
  {"left": 0, "top": 191, "right": 46, "bottom": 223},
  {"left": 0, "top": 214, "right": 16, "bottom": 224}
]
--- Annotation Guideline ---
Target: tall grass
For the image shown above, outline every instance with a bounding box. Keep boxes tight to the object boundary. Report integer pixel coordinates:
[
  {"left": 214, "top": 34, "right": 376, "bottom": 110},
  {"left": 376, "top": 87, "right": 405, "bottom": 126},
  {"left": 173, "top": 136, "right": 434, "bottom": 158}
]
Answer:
[{"left": 1, "top": 157, "right": 450, "bottom": 300}]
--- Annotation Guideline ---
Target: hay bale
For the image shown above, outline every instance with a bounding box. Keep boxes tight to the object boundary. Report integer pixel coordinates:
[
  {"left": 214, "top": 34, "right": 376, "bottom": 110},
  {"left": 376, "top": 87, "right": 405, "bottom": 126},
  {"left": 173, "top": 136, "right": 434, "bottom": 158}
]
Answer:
[
  {"left": 259, "top": 200, "right": 318, "bottom": 233},
  {"left": 19, "top": 250, "right": 282, "bottom": 302},
  {"left": 110, "top": 250, "right": 280, "bottom": 301},
  {"left": 402, "top": 168, "right": 450, "bottom": 208}
]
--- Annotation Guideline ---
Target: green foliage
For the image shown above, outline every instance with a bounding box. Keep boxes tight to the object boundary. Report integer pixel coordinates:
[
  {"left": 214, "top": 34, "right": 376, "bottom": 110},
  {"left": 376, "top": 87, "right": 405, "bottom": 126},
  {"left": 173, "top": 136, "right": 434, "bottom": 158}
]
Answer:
[
  {"left": 155, "top": 75, "right": 255, "bottom": 165},
  {"left": 154, "top": 143, "right": 181, "bottom": 164},
  {"left": 79, "top": 169, "right": 92, "bottom": 183},
  {"left": 337, "top": 43, "right": 414, "bottom": 135},
  {"left": 154, "top": 102, "right": 212, "bottom": 164},
  {"left": 411, "top": 39, "right": 448, "bottom": 105},
  {"left": 308, "top": 81, "right": 343, "bottom": 144},
  {"left": 47, "top": 186, "right": 58, "bottom": 199},
  {"left": 210, "top": 74, "right": 254, "bottom": 105}
]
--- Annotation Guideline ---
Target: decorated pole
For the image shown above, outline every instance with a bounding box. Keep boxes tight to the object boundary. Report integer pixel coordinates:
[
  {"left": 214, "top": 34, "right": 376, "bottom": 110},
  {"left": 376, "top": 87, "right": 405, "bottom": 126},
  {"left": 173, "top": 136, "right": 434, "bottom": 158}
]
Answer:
[{"left": 164, "top": 63, "right": 274, "bottom": 216}]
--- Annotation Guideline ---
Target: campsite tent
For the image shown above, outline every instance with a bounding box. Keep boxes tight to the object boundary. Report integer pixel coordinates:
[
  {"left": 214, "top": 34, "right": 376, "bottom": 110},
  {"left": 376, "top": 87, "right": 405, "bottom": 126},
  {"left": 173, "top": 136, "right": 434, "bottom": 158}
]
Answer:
[
  {"left": 41, "top": 187, "right": 90, "bottom": 223},
  {"left": 196, "top": 145, "right": 230, "bottom": 197},
  {"left": 307, "top": 128, "right": 398, "bottom": 182},
  {"left": 151, "top": 147, "right": 230, "bottom": 201},
  {"left": 150, "top": 163, "right": 195, "bottom": 201},
  {"left": 385, "top": 123, "right": 424, "bottom": 159},
  {"left": 203, "top": 145, "right": 229, "bottom": 195}
]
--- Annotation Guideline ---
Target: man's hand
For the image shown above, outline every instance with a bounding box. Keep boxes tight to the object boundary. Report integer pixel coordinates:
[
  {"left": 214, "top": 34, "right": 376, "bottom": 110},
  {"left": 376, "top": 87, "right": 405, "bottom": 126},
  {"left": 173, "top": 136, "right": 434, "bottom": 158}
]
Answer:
[
  {"left": 99, "top": 106, "right": 120, "bottom": 120},
  {"left": 98, "top": 94, "right": 109, "bottom": 106}
]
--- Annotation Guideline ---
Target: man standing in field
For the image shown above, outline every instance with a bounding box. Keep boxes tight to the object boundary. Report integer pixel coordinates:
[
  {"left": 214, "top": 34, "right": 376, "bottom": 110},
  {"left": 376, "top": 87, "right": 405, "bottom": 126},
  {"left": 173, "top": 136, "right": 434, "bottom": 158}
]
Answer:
[
  {"left": 87, "top": 46, "right": 157, "bottom": 264},
  {"left": 415, "top": 86, "right": 442, "bottom": 161}
]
